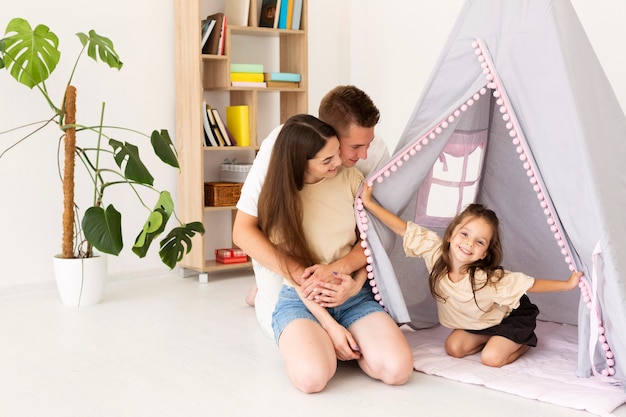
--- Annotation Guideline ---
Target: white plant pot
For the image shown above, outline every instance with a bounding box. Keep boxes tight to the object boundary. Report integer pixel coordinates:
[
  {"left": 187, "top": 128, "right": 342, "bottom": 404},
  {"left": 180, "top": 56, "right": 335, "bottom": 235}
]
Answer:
[{"left": 53, "top": 255, "right": 108, "bottom": 307}]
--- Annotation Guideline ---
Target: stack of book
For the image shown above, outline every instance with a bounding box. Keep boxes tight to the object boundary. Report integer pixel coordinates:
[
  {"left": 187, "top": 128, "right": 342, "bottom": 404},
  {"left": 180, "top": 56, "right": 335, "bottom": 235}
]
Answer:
[
  {"left": 201, "top": 12, "right": 227, "bottom": 55},
  {"left": 202, "top": 102, "right": 235, "bottom": 147},
  {"left": 259, "top": 0, "right": 303, "bottom": 30},
  {"left": 230, "top": 63, "right": 266, "bottom": 88},
  {"left": 264, "top": 71, "right": 301, "bottom": 88}
]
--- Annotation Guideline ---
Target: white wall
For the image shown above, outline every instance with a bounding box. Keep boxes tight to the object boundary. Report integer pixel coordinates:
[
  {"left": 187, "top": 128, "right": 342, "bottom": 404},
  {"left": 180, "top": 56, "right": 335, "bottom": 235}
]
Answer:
[
  {"left": 344, "top": 0, "right": 626, "bottom": 152},
  {"left": 0, "top": 1, "right": 624, "bottom": 291},
  {"left": 0, "top": 0, "right": 178, "bottom": 290}
]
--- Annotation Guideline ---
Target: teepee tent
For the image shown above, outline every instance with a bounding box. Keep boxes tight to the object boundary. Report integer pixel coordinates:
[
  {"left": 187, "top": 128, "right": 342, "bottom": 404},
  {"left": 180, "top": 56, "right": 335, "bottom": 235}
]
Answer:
[{"left": 356, "top": 0, "right": 626, "bottom": 386}]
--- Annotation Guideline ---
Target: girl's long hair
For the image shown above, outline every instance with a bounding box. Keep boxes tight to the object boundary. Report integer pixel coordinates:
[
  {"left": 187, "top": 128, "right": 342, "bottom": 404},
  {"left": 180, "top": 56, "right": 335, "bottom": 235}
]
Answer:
[
  {"left": 257, "top": 114, "right": 338, "bottom": 282},
  {"left": 429, "top": 204, "right": 504, "bottom": 305}
]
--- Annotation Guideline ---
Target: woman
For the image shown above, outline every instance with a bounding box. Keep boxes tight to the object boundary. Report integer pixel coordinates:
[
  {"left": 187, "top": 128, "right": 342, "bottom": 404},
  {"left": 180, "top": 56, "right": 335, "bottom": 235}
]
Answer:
[{"left": 258, "top": 114, "right": 413, "bottom": 393}]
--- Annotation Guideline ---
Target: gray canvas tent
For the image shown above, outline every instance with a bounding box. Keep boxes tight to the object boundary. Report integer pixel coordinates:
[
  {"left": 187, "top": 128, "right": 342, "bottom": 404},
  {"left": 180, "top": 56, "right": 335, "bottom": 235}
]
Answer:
[{"left": 357, "top": 0, "right": 626, "bottom": 387}]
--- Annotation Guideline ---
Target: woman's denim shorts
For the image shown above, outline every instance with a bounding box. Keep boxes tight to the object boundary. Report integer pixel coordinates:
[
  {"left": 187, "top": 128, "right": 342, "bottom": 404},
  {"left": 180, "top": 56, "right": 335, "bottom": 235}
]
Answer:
[{"left": 271, "top": 284, "right": 384, "bottom": 344}]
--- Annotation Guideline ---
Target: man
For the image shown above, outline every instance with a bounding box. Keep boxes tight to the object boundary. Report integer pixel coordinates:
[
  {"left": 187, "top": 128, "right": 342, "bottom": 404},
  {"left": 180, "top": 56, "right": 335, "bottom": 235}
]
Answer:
[{"left": 233, "top": 85, "right": 389, "bottom": 338}]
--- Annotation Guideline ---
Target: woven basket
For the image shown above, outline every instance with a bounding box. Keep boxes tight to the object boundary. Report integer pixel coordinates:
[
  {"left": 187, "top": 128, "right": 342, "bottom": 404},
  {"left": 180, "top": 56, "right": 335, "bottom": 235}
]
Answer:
[{"left": 204, "top": 182, "right": 243, "bottom": 207}]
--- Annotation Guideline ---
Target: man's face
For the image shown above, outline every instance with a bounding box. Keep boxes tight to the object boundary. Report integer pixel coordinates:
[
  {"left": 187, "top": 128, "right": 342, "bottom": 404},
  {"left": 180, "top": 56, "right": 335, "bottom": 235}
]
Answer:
[{"left": 338, "top": 124, "right": 376, "bottom": 168}]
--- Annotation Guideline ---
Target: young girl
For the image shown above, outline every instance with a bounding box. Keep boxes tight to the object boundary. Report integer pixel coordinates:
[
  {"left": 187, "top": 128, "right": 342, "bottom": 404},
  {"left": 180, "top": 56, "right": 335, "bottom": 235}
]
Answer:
[
  {"left": 359, "top": 183, "right": 582, "bottom": 367},
  {"left": 258, "top": 115, "right": 413, "bottom": 393}
]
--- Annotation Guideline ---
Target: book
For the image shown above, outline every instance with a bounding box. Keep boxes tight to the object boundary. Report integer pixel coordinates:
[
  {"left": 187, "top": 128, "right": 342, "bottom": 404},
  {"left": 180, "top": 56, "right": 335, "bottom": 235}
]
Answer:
[
  {"left": 226, "top": 105, "right": 250, "bottom": 146},
  {"left": 211, "top": 108, "right": 234, "bottom": 146},
  {"left": 201, "top": 19, "right": 216, "bottom": 50},
  {"left": 206, "top": 104, "right": 227, "bottom": 146},
  {"left": 259, "top": 0, "right": 278, "bottom": 28},
  {"left": 277, "top": 0, "right": 289, "bottom": 29},
  {"left": 202, "top": 101, "right": 219, "bottom": 146},
  {"left": 290, "top": 0, "right": 303, "bottom": 30},
  {"left": 266, "top": 80, "right": 298, "bottom": 88},
  {"left": 230, "top": 72, "right": 265, "bottom": 82},
  {"left": 217, "top": 15, "right": 227, "bottom": 55},
  {"left": 203, "top": 12, "right": 225, "bottom": 55},
  {"left": 286, "top": 0, "right": 294, "bottom": 30},
  {"left": 263, "top": 72, "right": 301, "bottom": 82},
  {"left": 224, "top": 0, "right": 250, "bottom": 26},
  {"left": 231, "top": 81, "right": 267, "bottom": 88},
  {"left": 273, "top": 0, "right": 282, "bottom": 28},
  {"left": 230, "top": 63, "right": 264, "bottom": 73}
]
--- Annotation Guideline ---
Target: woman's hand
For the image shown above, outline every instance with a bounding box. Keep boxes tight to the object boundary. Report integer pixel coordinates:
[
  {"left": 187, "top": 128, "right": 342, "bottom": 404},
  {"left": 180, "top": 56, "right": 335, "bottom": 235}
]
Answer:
[
  {"left": 308, "top": 272, "right": 361, "bottom": 307},
  {"left": 309, "top": 267, "right": 368, "bottom": 307},
  {"left": 325, "top": 323, "right": 361, "bottom": 361}
]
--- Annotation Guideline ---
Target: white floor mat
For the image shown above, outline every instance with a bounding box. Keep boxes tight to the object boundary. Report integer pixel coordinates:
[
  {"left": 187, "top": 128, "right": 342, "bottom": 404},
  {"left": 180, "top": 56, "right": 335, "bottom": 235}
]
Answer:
[{"left": 405, "top": 321, "right": 625, "bottom": 416}]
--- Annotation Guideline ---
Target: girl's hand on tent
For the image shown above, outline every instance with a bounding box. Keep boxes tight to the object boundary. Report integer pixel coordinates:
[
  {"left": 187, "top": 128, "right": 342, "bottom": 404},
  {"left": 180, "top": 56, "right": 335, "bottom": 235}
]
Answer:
[
  {"left": 566, "top": 271, "right": 584, "bottom": 290},
  {"left": 360, "top": 181, "right": 374, "bottom": 208}
]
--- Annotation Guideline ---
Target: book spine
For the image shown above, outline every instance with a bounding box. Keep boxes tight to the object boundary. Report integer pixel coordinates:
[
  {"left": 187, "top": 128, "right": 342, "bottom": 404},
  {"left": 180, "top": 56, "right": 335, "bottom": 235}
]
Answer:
[
  {"left": 207, "top": 105, "right": 226, "bottom": 146},
  {"left": 201, "top": 19, "right": 216, "bottom": 50},
  {"left": 226, "top": 105, "right": 250, "bottom": 146},
  {"left": 218, "top": 15, "right": 227, "bottom": 55},
  {"left": 230, "top": 63, "right": 264, "bottom": 73},
  {"left": 264, "top": 72, "right": 301, "bottom": 82},
  {"left": 230, "top": 72, "right": 265, "bottom": 82},
  {"left": 274, "top": 0, "right": 282, "bottom": 29},
  {"left": 202, "top": 102, "right": 219, "bottom": 146},
  {"left": 291, "top": 0, "right": 303, "bottom": 30},
  {"left": 286, "top": 0, "right": 294, "bottom": 30},
  {"left": 212, "top": 109, "right": 233, "bottom": 146},
  {"left": 277, "top": 0, "right": 289, "bottom": 29},
  {"left": 231, "top": 81, "right": 267, "bottom": 88},
  {"left": 258, "top": 0, "right": 277, "bottom": 28}
]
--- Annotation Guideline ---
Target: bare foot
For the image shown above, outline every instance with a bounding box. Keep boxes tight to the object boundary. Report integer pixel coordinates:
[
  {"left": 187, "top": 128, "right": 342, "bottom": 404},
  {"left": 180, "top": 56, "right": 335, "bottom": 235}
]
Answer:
[{"left": 245, "top": 284, "right": 258, "bottom": 307}]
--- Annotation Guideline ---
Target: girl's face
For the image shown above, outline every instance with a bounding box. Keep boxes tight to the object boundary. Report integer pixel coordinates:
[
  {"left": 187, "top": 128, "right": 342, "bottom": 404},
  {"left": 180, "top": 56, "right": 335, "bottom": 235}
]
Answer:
[
  {"left": 448, "top": 216, "right": 493, "bottom": 267},
  {"left": 304, "top": 136, "right": 342, "bottom": 184}
]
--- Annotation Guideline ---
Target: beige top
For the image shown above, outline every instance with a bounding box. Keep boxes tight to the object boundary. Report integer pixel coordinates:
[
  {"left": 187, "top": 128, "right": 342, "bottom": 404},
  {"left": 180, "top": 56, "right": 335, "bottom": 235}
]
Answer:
[
  {"left": 403, "top": 221, "right": 535, "bottom": 330},
  {"left": 300, "top": 167, "right": 363, "bottom": 264}
]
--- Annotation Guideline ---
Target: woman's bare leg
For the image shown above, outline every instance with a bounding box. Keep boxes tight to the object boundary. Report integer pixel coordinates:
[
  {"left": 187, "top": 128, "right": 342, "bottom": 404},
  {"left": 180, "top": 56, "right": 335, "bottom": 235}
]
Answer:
[
  {"left": 349, "top": 312, "right": 414, "bottom": 385},
  {"left": 278, "top": 319, "right": 337, "bottom": 393}
]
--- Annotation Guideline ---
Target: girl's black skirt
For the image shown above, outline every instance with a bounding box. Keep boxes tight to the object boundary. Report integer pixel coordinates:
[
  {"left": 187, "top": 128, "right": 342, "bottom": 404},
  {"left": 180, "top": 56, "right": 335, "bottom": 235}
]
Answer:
[{"left": 466, "top": 294, "right": 540, "bottom": 346}]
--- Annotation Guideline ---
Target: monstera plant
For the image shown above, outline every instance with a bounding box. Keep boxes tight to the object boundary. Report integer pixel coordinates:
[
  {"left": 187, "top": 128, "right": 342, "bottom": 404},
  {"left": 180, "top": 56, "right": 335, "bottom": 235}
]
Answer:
[{"left": 0, "top": 17, "right": 204, "bottom": 271}]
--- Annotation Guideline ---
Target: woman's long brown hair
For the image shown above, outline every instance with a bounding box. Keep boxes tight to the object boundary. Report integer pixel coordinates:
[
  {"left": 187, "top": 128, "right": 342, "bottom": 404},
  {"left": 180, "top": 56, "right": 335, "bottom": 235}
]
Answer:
[{"left": 257, "top": 114, "right": 338, "bottom": 283}]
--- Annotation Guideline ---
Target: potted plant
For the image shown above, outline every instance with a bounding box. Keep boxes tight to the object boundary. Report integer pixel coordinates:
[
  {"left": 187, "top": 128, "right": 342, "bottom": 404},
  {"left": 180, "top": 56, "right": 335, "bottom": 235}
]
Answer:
[{"left": 0, "top": 18, "right": 204, "bottom": 305}]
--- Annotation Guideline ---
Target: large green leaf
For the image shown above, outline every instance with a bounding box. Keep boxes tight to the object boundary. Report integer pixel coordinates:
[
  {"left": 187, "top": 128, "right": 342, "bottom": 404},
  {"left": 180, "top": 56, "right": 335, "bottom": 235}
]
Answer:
[
  {"left": 159, "top": 222, "right": 206, "bottom": 269},
  {"left": 83, "top": 205, "right": 123, "bottom": 255},
  {"left": 151, "top": 130, "right": 179, "bottom": 169},
  {"left": 109, "top": 139, "right": 154, "bottom": 186},
  {"left": 76, "top": 30, "right": 123, "bottom": 70},
  {"left": 1, "top": 18, "right": 60, "bottom": 88},
  {"left": 132, "top": 191, "right": 174, "bottom": 259}
]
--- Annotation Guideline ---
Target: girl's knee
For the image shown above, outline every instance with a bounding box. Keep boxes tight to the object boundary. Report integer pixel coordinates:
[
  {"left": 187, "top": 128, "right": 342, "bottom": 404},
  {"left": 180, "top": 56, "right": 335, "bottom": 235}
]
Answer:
[
  {"left": 480, "top": 349, "right": 507, "bottom": 367},
  {"left": 444, "top": 338, "right": 466, "bottom": 358}
]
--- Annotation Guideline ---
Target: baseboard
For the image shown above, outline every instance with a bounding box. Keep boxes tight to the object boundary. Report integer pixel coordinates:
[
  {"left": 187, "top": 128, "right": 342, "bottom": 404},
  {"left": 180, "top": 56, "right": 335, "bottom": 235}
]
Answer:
[{"left": 0, "top": 267, "right": 182, "bottom": 298}]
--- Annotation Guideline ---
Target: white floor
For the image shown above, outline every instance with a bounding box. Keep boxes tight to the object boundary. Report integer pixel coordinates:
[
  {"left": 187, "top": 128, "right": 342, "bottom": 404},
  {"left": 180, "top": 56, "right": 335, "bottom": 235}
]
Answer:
[{"left": 1, "top": 270, "right": 624, "bottom": 417}]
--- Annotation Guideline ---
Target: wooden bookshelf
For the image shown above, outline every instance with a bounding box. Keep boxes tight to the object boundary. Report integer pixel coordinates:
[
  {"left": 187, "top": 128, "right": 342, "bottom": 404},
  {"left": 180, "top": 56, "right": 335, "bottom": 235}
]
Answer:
[{"left": 173, "top": 0, "right": 308, "bottom": 280}]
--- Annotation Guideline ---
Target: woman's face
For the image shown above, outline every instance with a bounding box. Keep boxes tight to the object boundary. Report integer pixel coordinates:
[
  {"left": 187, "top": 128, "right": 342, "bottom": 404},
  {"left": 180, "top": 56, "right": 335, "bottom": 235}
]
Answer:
[{"left": 304, "top": 136, "right": 342, "bottom": 184}]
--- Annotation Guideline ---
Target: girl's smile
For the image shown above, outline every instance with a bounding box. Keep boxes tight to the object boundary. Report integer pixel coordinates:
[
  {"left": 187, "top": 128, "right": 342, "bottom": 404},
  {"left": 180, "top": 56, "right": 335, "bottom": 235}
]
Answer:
[{"left": 448, "top": 217, "right": 493, "bottom": 269}]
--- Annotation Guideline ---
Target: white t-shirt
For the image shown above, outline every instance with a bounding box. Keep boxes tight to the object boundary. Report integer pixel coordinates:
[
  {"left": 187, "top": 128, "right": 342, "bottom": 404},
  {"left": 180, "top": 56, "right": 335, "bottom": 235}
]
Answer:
[
  {"left": 236, "top": 124, "right": 389, "bottom": 216},
  {"left": 236, "top": 124, "right": 390, "bottom": 338}
]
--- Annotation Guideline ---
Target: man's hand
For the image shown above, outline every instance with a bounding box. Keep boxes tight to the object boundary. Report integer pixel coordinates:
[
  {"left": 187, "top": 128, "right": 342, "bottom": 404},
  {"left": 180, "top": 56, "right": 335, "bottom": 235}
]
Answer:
[
  {"left": 307, "top": 272, "right": 363, "bottom": 307},
  {"left": 300, "top": 264, "right": 341, "bottom": 297}
]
